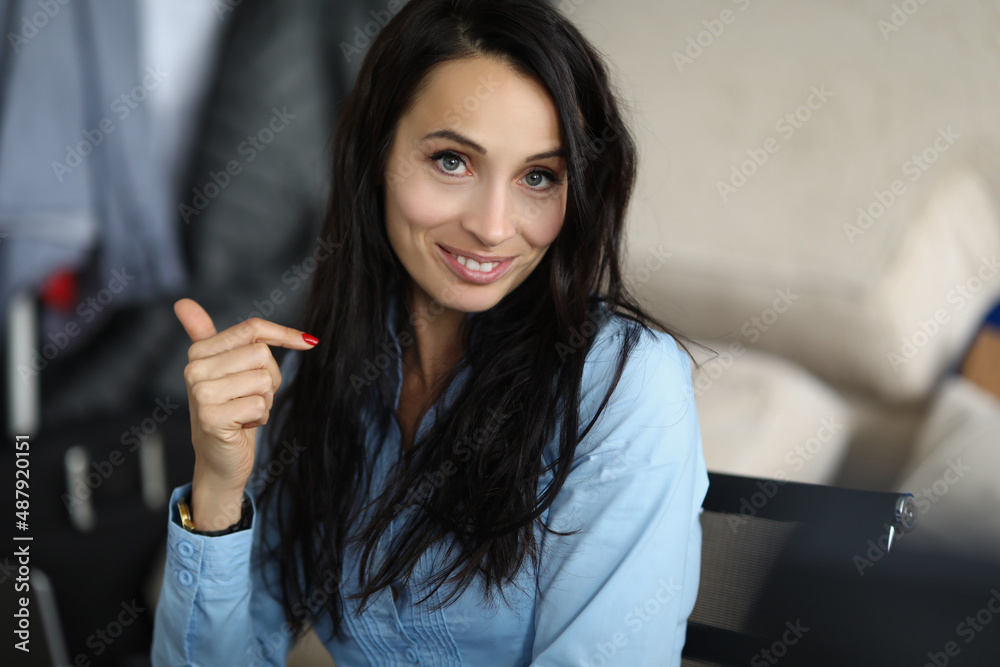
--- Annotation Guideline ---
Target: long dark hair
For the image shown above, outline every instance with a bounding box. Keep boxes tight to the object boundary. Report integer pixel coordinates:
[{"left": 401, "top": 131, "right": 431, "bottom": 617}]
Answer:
[{"left": 258, "top": 0, "right": 691, "bottom": 641}]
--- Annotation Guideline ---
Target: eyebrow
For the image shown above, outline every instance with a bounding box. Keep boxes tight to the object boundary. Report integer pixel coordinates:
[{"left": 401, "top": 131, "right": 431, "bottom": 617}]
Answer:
[{"left": 420, "top": 129, "right": 565, "bottom": 163}]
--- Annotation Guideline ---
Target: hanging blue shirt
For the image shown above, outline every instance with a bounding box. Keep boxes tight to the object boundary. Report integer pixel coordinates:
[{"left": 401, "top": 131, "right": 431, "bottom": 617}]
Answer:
[{"left": 151, "top": 300, "right": 708, "bottom": 666}]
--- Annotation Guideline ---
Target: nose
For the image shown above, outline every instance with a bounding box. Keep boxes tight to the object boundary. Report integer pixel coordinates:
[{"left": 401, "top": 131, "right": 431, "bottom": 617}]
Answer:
[{"left": 462, "top": 179, "right": 516, "bottom": 248}]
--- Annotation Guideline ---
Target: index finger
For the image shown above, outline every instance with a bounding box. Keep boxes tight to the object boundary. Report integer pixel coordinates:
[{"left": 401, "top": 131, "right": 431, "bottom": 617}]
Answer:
[{"left": 188, "top": 316, "right": 319, "bottom": 361}]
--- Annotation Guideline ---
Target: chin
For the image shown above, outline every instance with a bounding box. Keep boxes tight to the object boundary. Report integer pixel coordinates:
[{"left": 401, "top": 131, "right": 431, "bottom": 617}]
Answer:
[{"left": 444, "top": 286, "right": 505, "bottom": 314}]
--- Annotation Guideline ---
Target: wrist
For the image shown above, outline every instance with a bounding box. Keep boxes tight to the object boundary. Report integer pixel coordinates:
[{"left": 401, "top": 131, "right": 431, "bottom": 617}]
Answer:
[
  {"left": 179, "top": 493, "right": 251, "bottom": 536},
  {"left": 191, "top": 472, "right": 247, "bottom": 531}
]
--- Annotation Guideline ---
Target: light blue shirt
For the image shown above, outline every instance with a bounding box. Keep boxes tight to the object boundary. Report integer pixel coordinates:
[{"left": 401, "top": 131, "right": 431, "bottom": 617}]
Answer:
[{"left": 151, "top": 301, "right": 708, "bottom": 666}]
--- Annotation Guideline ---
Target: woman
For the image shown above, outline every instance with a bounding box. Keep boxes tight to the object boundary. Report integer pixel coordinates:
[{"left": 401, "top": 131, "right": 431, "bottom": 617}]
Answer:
[{"left": 152, "top": 0, "right": 708, "bottom": 664}]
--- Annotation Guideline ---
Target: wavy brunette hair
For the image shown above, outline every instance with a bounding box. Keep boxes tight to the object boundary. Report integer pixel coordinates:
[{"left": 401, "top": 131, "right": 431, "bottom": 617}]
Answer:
[{"left": 258, "top": 0, "right": 690, "bottom": 641}]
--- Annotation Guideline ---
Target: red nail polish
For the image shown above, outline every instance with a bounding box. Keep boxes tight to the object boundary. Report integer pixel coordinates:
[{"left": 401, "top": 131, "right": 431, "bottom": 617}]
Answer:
[{"left": 302, "top": 333, "right": 319, "bottom": 346}]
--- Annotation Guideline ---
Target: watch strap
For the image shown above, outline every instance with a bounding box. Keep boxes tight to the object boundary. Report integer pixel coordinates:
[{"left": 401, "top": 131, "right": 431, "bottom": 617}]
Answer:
[{"left": 177, "top": 494, "right": 252, "bottom": 536}]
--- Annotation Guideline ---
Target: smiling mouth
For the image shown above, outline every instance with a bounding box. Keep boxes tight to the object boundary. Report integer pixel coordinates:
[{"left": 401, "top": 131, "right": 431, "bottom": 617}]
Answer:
[{"left": 436, "top": 244, "right": 516, "bottom": 284}]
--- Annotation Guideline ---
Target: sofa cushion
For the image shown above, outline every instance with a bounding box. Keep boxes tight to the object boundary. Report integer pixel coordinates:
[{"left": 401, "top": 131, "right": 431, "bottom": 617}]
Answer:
[{"left": 691, "top": 344, "right": 854, "bottom": 484}]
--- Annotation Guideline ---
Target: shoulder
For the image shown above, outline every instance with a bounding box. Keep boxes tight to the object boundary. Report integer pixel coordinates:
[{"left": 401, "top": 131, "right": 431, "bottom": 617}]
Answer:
[
  {"left": 582, "top": 309, "right": 695, "bottom": 424},
  {"left": 554, "top": 307, "right": 701, "bottom": 476}
]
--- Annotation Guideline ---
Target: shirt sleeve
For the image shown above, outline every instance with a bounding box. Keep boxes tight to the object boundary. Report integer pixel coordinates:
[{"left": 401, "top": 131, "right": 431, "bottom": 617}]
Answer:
[
  {"left": 530, "top": 321, "right": 709, "bottom": 667},
  {"left": 150, "top": 482, "right": 294, "bottom": 667}
]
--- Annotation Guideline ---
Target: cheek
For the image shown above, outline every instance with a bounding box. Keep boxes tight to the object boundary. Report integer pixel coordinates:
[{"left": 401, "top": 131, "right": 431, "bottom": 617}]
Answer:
[
  {"left": 518, "top": 197, "right": 565, "bottom": 248},
  {"left": 391, "top": 177, "right": 465, "bottom": 232}
]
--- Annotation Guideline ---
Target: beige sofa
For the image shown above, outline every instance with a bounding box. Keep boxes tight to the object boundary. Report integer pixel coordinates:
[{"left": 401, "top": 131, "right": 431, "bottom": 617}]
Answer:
[{"left": 558, "top": 0, "right": 1000, "bottom": 492}]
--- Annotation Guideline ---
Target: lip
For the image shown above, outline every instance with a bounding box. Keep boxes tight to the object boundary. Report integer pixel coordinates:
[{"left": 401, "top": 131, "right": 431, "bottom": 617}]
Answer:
[
  {"left": 437, "top": 243, "right": 514, "bottom": 263},
  {"left": 436, "top": 244, "right": 516, "bottom": 285}
]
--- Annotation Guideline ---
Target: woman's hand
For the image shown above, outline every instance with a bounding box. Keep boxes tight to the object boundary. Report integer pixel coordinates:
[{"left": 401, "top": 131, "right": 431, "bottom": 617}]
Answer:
[{"left": 174, "top": 298, "right": 319, "bottom": 531}]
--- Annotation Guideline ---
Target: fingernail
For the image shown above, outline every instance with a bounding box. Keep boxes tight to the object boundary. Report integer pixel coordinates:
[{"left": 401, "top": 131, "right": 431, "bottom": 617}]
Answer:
[{"left": 302, "top": 333, "right": 319, "bottom": 346}]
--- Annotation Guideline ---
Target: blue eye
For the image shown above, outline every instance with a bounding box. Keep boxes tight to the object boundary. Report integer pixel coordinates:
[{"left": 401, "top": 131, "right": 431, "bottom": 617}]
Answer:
[
  {"left": 524, "top": 169, "right": 561, "bottom": 190},
  {"left": 431, "top": 151, "right": 468, "bottom": 174},
  {"left": 524, "top": 171, "right": 549, "bottom": 188}
]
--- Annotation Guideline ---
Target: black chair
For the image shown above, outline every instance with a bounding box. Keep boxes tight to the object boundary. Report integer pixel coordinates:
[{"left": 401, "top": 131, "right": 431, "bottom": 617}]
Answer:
[{"left": 682, "top": 472, "right": 916, "bottom": 667}]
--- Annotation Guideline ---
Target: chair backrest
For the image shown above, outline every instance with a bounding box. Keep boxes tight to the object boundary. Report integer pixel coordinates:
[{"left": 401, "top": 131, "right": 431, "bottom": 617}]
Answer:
[{"left": 681, "top": 472, "right": 916, "bottom": 667}]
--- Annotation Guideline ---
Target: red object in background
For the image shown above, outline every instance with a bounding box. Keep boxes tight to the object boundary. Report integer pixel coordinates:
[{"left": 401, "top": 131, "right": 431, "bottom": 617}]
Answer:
[{"left": 40, "top": 268, "right": 79, "bottom": 313}]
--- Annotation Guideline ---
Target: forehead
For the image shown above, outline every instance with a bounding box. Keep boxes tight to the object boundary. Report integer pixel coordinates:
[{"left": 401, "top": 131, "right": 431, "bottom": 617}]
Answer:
[{"left": 399, "top": 57, "right": 563, "bottom": 152}]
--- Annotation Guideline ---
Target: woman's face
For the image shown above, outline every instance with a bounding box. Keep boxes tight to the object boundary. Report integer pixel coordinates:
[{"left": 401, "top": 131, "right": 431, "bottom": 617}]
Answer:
[{"left": 384, "top": 56, "right": 568, "bottom": 318}]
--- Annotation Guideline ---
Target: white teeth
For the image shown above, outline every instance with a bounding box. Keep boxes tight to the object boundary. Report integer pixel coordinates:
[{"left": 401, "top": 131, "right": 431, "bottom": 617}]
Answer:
[{"left": 449, "top": 252, "right": 496, "bottom": 273}]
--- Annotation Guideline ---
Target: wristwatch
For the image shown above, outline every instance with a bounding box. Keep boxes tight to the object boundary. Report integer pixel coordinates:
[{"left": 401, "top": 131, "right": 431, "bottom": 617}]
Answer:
[{"left": 177, "top": 494, "right": 252, "bottom": 536}]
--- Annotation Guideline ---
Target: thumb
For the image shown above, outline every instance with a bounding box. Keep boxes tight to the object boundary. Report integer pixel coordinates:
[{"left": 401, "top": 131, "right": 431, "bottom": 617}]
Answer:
[{"left": 174, "top": 298, "right": 217, "bottom": 343}]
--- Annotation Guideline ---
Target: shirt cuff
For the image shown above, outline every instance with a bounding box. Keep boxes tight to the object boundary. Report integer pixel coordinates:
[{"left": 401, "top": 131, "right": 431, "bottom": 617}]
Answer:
[{"left": 165, "top": 484, "right": 257, "bottom": 596}]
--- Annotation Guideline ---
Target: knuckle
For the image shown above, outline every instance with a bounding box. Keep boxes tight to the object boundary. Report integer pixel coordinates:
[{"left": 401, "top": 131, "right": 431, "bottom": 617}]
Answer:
[
  {"left": 197, "top": 407, "right": 216, "bottom": 434},
  {"left": 251, "top": 341, "right": 271, "bottom": 362},
  {"left": 191, "top": 382, "right": 211, "bottom": 405},
  {"left": 233, "top": 319, "right": 257, "bottom": 344},
  {"left": 254, "top": 368, "right": 271, "bottom": 387}
]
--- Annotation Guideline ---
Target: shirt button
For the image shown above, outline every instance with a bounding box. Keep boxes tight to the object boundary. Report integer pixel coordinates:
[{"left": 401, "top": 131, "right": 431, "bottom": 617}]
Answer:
[
  {"left": 405, "top": 647, "right": 418, "bottom": 663},
  {"left": 177, "top": 570, "right": 194, "bottom": 587},
  {"left": 177, "top": 541, "right": 195, "bottom": 558}
]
